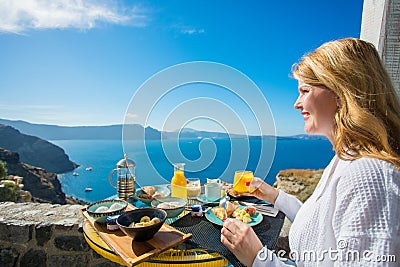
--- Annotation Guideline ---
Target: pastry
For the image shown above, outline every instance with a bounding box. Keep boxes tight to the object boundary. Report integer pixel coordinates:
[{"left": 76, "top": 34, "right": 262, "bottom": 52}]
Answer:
[
  {"left": 212, "top": 207, "right": 226, "bottom": 220},
  {"left": 141, "top": 186, "right": 156, "bottom": 196}
]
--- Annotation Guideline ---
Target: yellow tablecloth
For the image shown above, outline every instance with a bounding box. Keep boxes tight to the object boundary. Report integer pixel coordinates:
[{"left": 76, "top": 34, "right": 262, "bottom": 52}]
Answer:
[{"left": 83, "top": 220, "right": 229, "bottom": 267}]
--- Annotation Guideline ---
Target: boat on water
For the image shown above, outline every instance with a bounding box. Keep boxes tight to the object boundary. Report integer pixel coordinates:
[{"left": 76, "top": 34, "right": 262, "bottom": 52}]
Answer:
[
  {"left": 85, "top": 167, "right": 93, "bottom": 171},
  {"left": 72, "top": 172, "right": 79, "bottom": 176},
  {"left": 85, "top": 187, "right": 93, "bottom": 192}
]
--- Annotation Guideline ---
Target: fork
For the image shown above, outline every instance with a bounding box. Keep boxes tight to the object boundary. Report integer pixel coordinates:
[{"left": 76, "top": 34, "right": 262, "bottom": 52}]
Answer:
[
  {"left": 219, "top": 197, "right": 228, "bottom": 220},
  {"left": 238, "top": 201, "right": 270, "bottom": 207},
  {"left": 254, "top": 206, "right": 279, "bottom": 217}
]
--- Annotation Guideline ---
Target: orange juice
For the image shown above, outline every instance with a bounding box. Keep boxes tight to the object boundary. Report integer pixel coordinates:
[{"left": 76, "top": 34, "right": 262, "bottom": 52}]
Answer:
[
  {"left": 233, "top": 171, "right": 254, "bottom": 194},
  {"left": 171, "top": 164, "right": 187, "bottom": 200}
]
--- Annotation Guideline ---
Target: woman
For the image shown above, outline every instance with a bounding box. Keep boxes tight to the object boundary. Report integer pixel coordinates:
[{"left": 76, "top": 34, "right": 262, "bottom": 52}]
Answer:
[{"left": 221, "top": 38, "right": 400, "bottom": 266}]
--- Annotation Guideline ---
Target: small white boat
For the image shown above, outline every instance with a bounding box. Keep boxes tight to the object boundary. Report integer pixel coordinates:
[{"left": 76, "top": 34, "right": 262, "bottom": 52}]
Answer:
[
  {"left": 85, "top": 167, "right": 93, "bottom": 171},
  {"left": 72, "top": 172, "right": 79, "bottom": 176},
  {"left": 85, "top": 187, "right": 93, "bottom": 192}
]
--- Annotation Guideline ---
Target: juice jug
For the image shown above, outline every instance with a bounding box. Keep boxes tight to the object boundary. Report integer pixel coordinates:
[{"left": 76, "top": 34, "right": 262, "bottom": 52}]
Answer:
[{"left": 171, "top": 163, "right": 187, "bottom": 200}]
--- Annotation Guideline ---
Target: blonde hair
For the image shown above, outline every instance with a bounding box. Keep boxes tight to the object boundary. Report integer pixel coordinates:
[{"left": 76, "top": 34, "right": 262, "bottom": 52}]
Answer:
[{"left": 292, "top": 38, "right": 400, "bottom": 167}]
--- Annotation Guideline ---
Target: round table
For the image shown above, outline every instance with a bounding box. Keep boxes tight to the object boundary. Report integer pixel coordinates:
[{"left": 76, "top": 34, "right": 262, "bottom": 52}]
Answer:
[{"left": 83, "top": 220, "right": 230, "bottom": 267}]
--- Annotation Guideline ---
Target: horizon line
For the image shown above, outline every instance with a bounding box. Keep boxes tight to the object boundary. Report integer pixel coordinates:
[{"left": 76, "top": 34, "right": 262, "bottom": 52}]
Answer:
[{"left": 0, "top": 117, "right": 316, "bottom": 138}]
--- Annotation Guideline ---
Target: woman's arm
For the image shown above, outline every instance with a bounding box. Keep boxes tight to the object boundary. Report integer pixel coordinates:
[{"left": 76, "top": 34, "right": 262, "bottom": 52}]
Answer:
[
  {"left": 249, "top": 178, "right": 303, "bottom": 222},
  {"left": 273, "top": 190, "right": 302, "bottom": 222}
]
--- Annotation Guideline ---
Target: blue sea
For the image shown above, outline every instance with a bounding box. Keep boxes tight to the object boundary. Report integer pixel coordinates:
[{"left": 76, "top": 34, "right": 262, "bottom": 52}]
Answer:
[{"left": 53, "top": 138, "right": 334, "bottom": 203}]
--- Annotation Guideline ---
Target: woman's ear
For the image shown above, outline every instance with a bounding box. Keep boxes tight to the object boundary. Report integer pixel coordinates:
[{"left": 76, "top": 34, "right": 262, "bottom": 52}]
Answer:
[{"left": 336, "top": 97, "right": 342, "bottom": 108}]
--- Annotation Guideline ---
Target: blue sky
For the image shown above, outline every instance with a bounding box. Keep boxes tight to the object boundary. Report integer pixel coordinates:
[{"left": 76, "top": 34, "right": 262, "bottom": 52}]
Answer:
[{"left": 0, "top": 0, "right": 364, "bottom": 136}]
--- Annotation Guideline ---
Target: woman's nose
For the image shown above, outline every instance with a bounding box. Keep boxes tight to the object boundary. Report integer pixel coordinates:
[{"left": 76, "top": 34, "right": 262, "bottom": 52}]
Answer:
[{"left": 294, "top": 96, "right": 302, "bottom": 110}]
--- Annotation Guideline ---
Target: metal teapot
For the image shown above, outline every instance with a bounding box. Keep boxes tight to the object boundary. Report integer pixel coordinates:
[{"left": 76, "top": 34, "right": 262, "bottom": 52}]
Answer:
[{"left": 108, "top": 154, "right": 136, "bottom": 200}]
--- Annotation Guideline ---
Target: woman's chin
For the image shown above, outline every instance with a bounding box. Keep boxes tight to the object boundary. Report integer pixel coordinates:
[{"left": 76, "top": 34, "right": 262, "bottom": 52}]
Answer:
[
  {"left": 304, "top": 128, "right": 318, "bottom": 135},
  {"left": 304, "top": 127, "right": 313, "bottom": 134}
]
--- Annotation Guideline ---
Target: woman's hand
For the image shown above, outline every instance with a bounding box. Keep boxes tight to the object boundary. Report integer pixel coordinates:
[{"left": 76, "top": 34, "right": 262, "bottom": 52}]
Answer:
[
  {"left": 242, "top": 177, "right": 279, "bottom": 204},
  {"left": 221, "top": 218, "right": 263, "bottom": 266}
]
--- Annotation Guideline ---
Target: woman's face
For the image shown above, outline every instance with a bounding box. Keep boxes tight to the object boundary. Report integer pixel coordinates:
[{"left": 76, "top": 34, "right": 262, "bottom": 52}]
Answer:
[{"left": 294, "top": 81, "right": 338, "bottom": 142}]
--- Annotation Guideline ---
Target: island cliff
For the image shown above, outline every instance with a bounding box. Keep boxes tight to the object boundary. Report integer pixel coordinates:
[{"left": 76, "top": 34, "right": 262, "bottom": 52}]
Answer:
[
  {"left": 0, "top": 124, "right": 78, "bottom": 173},
  {"left": 0, "top": 148, "right": 73, "bottom": 204}
]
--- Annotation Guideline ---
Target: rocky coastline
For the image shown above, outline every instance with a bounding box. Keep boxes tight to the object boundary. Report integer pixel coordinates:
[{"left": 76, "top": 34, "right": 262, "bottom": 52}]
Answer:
[{"left": 0, "top": 148, "right": 85, "bottom": 205}]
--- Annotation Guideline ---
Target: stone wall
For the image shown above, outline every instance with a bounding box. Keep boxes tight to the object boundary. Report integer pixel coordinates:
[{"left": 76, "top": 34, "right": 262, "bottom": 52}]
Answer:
[
  {"left": 360, "top": 0, "right": 400, "bottom": 95},
  {"left": 0, "top": 202, "right": 122, "bottom": 267}
]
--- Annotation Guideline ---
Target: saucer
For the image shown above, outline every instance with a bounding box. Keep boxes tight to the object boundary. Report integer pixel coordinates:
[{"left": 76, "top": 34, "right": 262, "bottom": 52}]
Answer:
[{"left": 197, "top": 194, "right": 229, "bottom": 204}]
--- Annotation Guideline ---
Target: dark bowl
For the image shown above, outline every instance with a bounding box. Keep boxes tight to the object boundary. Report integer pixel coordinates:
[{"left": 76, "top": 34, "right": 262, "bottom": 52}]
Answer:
[{"left": 116, "top": 208, "right": 167, "bottom": 242}]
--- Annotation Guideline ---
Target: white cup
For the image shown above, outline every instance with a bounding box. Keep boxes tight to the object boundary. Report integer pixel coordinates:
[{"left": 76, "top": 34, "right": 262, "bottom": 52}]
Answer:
[
  {"left": 206, "top": 178, "right": 221, "bottom": 184},
  {"left": 204, "top": 183, "right": 222, "bottom": 202}
]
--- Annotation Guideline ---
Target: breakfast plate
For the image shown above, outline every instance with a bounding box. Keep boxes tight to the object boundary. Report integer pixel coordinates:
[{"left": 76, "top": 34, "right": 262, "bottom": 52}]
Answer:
[
  {"left": 205, "top": 205, "right": 263, "bottom": 227},
  {"left": 135, "top": 185, "right": 171, "bottom": 205}
]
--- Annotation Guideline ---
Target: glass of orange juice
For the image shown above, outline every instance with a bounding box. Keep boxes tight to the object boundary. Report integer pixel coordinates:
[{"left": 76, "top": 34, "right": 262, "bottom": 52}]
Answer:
[{"left": 233, "top": 170, "right": 254, "bottom": 194}]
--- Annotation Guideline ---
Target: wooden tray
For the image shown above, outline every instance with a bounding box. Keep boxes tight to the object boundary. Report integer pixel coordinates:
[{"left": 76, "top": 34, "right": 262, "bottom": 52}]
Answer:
[{"left": 82, "top": 204, "right": 192, "bottom": 266}]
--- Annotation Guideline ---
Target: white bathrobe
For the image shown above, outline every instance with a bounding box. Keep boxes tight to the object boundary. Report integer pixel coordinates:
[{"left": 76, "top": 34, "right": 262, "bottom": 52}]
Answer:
[{"left": 253, "top": 156, "right": 400, "bottom": 267}]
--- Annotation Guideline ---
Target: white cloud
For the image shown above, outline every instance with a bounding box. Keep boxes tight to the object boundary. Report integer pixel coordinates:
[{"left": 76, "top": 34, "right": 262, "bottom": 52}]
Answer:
[
  {"left": 172, "top": 23, "right": 205, "bottom": 35},
  {"left": 181, "top": 27, "right": 205, "bottom": 35},
  {"left": 0, "top": 0, "right": 148, "bottom": 34},
  {"left": 125, "top": 112, "right": 139, "bottom": 119},
  {"left": 124, "top": 112, "right": 140, "bottom": 125}
]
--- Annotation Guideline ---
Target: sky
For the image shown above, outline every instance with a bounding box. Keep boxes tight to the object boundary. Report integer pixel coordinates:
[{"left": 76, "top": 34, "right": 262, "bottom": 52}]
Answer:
[{"left": 0, "top": 0, "right": 364, "bottom": 136}]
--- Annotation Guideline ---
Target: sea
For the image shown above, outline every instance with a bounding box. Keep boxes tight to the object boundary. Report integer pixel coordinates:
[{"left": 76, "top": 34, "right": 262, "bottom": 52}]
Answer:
[{"left": 53, "top": 138, "right": 334, "bottom": 203}]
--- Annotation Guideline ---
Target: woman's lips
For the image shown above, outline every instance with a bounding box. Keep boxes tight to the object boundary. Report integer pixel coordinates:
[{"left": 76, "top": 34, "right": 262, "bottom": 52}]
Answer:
[{"left": 301, "top": 111, "right": 310, "bottom": 120}]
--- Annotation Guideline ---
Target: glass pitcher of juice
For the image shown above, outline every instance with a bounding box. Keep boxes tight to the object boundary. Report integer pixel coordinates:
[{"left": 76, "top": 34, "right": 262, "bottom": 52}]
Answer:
[
  {"left": 171, "top": 163, "right": 187, "bottom": 200},
  {"left": 233, "top": 170, "right": 254, "bottom": 194}
]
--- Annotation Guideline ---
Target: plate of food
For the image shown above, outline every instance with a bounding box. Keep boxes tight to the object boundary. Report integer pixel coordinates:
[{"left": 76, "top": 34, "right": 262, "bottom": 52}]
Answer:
[
  {"left": 135, "top": 185, "right": 170, "bottom": 205},
  {"left": 205, "top": 201, "right": 263, "bottom": 227}
]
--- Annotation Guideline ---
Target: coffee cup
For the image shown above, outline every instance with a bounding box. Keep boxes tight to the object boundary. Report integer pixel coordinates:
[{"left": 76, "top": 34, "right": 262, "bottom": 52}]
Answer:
[
  {"left": 206, "top": 178, "right": 221, "bottom": 184},
  {"left": 204, "top": 183, "right": 222, "bottom": 202}
]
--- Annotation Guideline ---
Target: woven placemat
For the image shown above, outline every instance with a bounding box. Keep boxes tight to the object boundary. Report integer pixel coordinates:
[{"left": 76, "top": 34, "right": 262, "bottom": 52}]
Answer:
[{"left": 170, "top": 210, "right": 285, "bottom": 267}]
